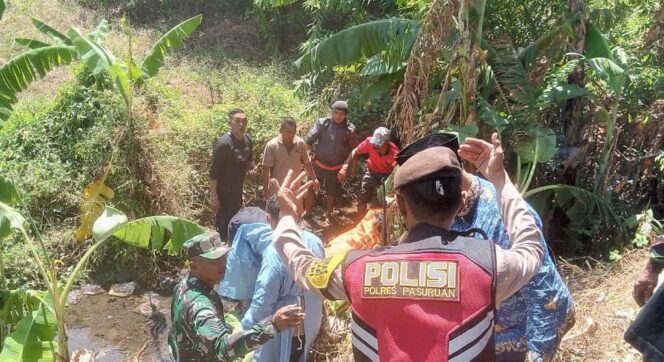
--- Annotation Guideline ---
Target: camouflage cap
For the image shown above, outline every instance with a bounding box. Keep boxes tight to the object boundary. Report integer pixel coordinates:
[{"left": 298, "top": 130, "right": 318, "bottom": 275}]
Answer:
[{"left": 184, "top": 231, "right": 230, "bottom": 260}]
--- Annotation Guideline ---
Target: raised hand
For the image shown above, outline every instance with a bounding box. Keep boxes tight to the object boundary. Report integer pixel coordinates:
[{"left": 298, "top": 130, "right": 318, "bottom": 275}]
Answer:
[
  {"left": 274, "top": 170, "right": 313, "bottom": 219},
  {"left": 458, "top": 133, "right": 506, "bottom": 186}
]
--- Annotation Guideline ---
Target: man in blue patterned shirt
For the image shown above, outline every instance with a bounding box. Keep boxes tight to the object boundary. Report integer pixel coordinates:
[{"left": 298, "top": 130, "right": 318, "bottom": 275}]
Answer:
[{"left": 420, "top": 133, "right": 576, "bottom": 361}]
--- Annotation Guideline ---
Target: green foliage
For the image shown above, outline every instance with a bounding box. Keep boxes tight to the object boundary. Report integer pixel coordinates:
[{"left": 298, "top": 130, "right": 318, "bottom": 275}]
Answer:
[
  {"left": 626, "top": 209, "right": 662, "bottom": 247},
  {"left": 68, "top": 27, "right": 132, "bottom": 107},
  {"left": 0, "top": 203, "right": 26, "bottom": 242},
  {"left": 31, "top": 18, "right": 71, "bottom": 45},
  {"left": 14, "top": 39, "right": 50, "bottom": 50},
  {"left": 0, "top": 45, "right": 78, "bottom": 123},
  {"left": 295, "top": 18, "right": 419, "bottom": 74},
  {"left": 92, "top": 206, "right": 205, "bottom": 253},
  {"left": 69, "top": 15, "right": 202, "bottom": 109},
  {"left": 0, "top": 83, "right": 125, "bottom": 228},
  {"left": 139, "top": 15, "right": 202, "bottom": 81},
  {"left": 0, "top": 0, "right": 4, "bottom": 20},
  {"left": 526, "top": 185, "right": 627, "bottom": 252},
  {"left": 484, "top": 0, "right": 569, "bottom": 46},
  {"left": 0, "top": 302, "right": 57, "bottom": 361},
  {"left": 0, "top": 176, "right": 20, "bottom": 206}
]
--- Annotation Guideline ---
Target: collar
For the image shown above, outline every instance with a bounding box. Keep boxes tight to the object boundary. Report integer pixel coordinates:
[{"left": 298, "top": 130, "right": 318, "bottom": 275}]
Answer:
[
  {"left": 458, "top": 176, "right": 480, "bottom": 217},
  {"left": 404, "top": 222, "right": 457, "bottom": 244},
  {"left": 186, "top": 273, "right": 216, "bottom": 297},
  {"left": 228, "top": 132, "right": 246, "bottom": 144},
  {"left": 276, "top": 135, "right": 296, "bottom": 147},
  {"left": 329, "top": 117, "right": 348, "bottom": 126}
]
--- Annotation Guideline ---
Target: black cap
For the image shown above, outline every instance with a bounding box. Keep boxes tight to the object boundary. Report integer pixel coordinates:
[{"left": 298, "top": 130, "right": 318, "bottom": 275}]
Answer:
[{"left": 395, "top": 132, "right": 459, "bottom": 166}]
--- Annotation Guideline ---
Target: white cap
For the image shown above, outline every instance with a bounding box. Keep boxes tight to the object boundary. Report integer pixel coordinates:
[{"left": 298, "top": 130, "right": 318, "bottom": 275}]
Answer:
[{"left": 370, "top": 127, "right": 390, "bottom": 147}]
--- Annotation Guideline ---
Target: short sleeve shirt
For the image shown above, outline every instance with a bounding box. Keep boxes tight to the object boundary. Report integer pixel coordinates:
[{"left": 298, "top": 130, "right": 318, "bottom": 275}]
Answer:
[
  {"left": 357, "top": 137, "right": 399, "bottom": 174},
  {"left": 263, "top": 135, "right": 311, "bottom": 184},
  {"left": 210, "top": 133, "right": 253, "bottom": 196},
  {"left": 306, "top": 117, "right": 358, "bottom": 166}
]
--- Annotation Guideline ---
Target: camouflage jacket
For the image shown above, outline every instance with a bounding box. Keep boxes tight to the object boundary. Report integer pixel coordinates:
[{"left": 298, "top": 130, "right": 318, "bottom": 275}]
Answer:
[{"left": 168, "top": 273, "right": 277, "bottom": 361}]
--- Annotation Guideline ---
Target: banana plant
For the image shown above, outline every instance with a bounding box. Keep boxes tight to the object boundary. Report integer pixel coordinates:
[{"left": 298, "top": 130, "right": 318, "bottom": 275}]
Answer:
[
  {"left": 294, "top": 17, "right": 419, "bottom": 98},
  {"left": 0, "top": 175, "right": 206, "bottom": 360},
  {"left": 582, "top": 24, "right": 627, "bottom": 193},
  {"left": 68, "top": 15, "right": 202, "bottom": 241},
  {"left": 69, "top": 14, "right": 202, "bottom": 114},
  {"left": 0, "top": 17, "right": 108, "bottom": 125}
]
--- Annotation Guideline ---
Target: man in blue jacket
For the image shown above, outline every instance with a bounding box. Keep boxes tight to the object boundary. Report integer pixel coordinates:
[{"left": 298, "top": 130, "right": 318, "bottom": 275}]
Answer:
[{"left": 220, "top": 197, "right": 324, "bottom": 362}]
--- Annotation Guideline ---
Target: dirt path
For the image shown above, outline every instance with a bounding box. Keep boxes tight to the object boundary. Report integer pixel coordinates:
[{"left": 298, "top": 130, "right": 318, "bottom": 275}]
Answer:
[{"left": 555, "top": 249, "right": 651, "bottom": 361}]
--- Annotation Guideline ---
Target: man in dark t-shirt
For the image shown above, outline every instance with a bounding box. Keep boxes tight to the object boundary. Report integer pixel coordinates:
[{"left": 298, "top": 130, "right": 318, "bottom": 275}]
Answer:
[
  {"left": 226, "top": 206, "right": 268, "bottom": 245},
  {"left": 305, "top": 101, "right": 358, "bottom": 224},
  {"left": 210, "top": 108, "right": 257, "bottom": 240}
]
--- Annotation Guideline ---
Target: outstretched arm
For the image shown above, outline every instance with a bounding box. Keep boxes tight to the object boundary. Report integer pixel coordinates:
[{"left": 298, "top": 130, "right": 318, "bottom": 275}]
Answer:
[
  {"left": 459, "top": 134, "right": 544, "bottom": 305},
  {"left": 338, "top": 147, "right": 360, "bottom": 184},
  {"left": 271, "top": 170, "right": 349, "bottom": 301}
]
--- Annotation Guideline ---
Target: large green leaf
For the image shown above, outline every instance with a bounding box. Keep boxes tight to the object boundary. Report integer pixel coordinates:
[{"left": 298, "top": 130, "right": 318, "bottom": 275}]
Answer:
[
  {"left": 92, "top": 206, "right": 206, "bottom": 253},
  {"left": 515, "top": 127, "right": 557, "bottom": 163},
  {"left": 360, "top": 52, "right": 406, "bottom": 76},
  {"left": 295, "top": 18, "right": 420, "bottom": 73},
  {"left": 0, "top": 294, "right": 57, "bottom": 362},
  {"left": 0, "top": 175, "right": 20, "bottom": 205},
  {"left": 536, "top": 84, "right": 587, "bottom": 107},
  {"left": 478, "top": 98, "right": 509, "bottom": 133},
  {"left": 31, "top": 18, "right": 71, "bottom": 45},
  {"left": 443, "top": 124, "right": 479, "bottom": 144},
  {"left": 525, "top": 185, "right": 624, "bottom": 245},
  {"left": 586, "top": 57, "right": 625, "bottom": 94},
  {"left": 0, "top": 45, "right": 78, "bottom": 123},
  {"left": 0, "top": 201, "right": 27, "bottom": 239},
  {"left": 585, "top": 23, "right": 614, "bottom": 61},
  {"left": 359, "top": 70, "right": 404, "bottom": 100},
  {"left": 67, "top": 27, "right": 115, "bottom": 76},
  {"left": 140, "top": 14, "right": 202, "bottom": 81},
  {"left": 68, "top": 28, "right": 131, "bottom": 107},
  {"left": 89, "top": 19, "right": 109, "bottom": 44},
  {"left": 517, "top": 15, "right": 577, "bottom": 71},
  {"left": 91, "top": 206, "right": 128, "bottom": 242},
  {"left": 14, "top": 38, "right": 50, "bottom": 49},
  {"left": 0, "top": 0, "right": 5, "bottom": 20},
  {"left": 584, "top": 23, "right": 626, "bottom": 94}
]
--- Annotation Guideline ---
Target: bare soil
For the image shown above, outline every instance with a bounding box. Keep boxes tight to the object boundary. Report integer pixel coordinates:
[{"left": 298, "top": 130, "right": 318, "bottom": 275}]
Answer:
[{"left": 67, "top": 291, "right": 172, "bottom": 361}]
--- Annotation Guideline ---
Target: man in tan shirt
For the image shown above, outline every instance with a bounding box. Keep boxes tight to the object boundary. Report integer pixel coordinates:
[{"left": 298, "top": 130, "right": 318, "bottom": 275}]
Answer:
[
  {"left": 262, "top": 117, "right": 319, "bottom": 202},
  {"left": 269, "top": 133, "right": 545, "bottom": 360}
]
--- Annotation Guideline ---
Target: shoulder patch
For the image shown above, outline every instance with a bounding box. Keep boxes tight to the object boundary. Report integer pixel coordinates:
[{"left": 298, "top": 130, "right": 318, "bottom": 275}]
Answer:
[{"left": 306, "top": 252, "right": 347, "bottom": 289}]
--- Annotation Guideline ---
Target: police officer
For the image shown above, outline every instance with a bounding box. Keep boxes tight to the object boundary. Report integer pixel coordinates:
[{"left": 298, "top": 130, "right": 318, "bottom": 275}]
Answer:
[
  {"left": 168, "top": 231, "right": 305, "bottom": 361},
  {"left": 270, "top": 134, "right": 545, "bottom": 361}
]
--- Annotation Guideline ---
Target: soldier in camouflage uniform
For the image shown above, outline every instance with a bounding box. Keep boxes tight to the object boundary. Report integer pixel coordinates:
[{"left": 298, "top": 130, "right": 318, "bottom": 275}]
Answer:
[{"left": 169, "top": 231, "right": 304, "bottom": 361}]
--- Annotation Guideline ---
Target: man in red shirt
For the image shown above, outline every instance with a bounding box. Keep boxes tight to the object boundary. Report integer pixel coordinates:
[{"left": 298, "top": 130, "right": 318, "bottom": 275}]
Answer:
[{"left": 339, "top": 127, "right": 399, "bottom": 221}]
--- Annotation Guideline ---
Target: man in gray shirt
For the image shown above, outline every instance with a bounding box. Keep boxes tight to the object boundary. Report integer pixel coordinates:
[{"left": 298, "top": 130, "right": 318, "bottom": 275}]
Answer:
[{"left": 306, "top": 101, "right": 358, "bottom": 224}]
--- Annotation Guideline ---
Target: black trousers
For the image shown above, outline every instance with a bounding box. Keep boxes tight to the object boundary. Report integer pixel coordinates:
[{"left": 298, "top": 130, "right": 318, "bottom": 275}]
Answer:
[
  {"left": 625, "top": 283, "right": 664, "bottom": 361},
  {"left": 216, "top": 191, "right": 243, "bottom": 242}
]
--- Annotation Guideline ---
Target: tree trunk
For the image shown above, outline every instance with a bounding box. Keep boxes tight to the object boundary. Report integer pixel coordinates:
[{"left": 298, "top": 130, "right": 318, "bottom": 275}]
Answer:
[{"left": 388, "top": 0, "right": 460, "bottom": 145}]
